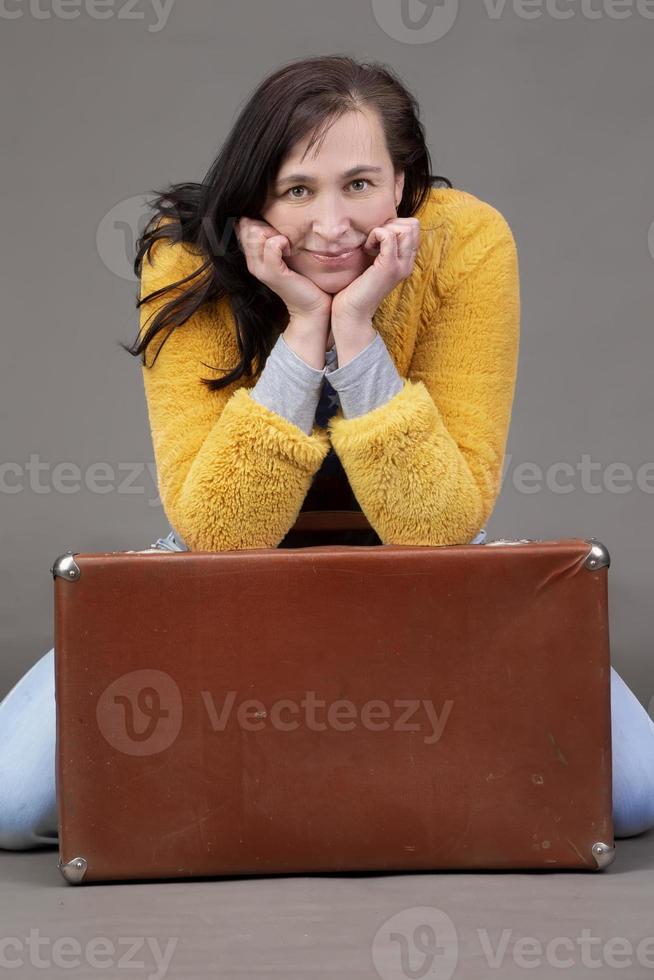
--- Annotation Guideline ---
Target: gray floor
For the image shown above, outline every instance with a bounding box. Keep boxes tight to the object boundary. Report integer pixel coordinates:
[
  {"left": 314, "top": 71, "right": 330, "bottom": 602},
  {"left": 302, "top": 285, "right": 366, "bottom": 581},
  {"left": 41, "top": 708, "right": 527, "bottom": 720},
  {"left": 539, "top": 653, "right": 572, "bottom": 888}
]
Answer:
[{"left": 1, "top": 831, "right": 653, "bottom": 979}]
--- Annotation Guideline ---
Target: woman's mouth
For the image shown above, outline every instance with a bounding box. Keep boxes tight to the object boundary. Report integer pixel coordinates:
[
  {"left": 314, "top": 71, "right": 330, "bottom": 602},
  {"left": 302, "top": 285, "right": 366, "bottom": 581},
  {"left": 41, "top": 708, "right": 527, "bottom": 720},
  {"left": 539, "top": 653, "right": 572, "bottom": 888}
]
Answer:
[{"left": 308, "top": 246, "right": 362, "bottom": 266}]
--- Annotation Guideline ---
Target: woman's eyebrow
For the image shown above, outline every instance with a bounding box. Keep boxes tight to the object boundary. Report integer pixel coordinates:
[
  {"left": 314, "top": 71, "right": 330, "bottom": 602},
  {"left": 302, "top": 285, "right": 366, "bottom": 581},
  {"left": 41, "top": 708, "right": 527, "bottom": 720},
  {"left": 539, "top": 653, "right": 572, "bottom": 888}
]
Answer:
[{"left": 275, "top": 165, "right": 384, "bottom": 186}]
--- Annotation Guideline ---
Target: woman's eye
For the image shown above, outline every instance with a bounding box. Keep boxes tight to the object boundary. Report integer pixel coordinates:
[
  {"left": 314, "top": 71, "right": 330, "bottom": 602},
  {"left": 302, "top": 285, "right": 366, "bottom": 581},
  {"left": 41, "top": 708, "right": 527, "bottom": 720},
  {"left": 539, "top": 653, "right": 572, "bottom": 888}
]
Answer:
[{"left": 286, "top": 178, "right": 371, "bottom": 199}]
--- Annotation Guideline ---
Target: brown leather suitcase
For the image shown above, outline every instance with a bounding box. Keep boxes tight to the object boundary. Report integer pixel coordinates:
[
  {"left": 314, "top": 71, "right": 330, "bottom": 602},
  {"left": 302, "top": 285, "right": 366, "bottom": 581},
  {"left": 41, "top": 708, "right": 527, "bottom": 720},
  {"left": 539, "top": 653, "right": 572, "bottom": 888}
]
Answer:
[{"left": 51, "top": 517, "right": 615, "bottom": 884}]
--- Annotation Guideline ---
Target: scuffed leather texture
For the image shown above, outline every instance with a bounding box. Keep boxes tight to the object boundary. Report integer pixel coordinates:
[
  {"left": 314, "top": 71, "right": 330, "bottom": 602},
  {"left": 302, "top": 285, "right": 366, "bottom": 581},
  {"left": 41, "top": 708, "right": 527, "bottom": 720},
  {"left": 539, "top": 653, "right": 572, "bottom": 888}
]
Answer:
[{"left": 53, "top": 537, "right": 612, "bottom": 883}]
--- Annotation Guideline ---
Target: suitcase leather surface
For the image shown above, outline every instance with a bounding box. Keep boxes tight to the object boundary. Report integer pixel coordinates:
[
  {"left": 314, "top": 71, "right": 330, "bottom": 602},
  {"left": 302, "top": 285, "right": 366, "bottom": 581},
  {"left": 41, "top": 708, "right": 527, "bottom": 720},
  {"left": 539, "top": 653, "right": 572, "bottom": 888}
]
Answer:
[{"left": 52, "top": 534, "right": 614, "bottom": 884}]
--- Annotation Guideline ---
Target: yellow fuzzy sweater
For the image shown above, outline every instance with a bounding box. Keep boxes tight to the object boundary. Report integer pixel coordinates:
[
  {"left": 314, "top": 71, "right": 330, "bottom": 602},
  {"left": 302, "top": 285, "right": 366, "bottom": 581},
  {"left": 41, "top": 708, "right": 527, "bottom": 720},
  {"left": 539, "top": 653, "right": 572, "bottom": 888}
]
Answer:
[{"left": 137, "top": 187, "right": 520, "bottom": 550}]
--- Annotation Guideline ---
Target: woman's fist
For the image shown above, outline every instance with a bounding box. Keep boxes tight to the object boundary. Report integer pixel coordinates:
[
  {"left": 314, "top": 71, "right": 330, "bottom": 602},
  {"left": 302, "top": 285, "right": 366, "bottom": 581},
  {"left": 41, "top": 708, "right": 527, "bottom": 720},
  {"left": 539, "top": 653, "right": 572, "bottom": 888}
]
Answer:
[{"left": 235, "top": 217, "right": 333, "bottom": 324}]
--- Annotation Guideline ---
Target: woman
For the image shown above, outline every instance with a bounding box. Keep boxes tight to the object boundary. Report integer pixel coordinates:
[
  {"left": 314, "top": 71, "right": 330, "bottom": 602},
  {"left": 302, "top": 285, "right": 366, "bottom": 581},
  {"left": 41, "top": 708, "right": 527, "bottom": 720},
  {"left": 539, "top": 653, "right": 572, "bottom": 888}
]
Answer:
[{"left": 1, "top": 54, "right": 653, "bottom": 849}]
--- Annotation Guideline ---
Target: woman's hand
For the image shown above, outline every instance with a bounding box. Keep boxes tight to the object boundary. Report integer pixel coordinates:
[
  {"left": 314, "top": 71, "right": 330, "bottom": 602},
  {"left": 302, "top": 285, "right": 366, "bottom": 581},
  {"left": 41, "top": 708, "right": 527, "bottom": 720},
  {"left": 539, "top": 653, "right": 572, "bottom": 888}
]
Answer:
[
  {"left": 235, "top": 217, "right": 333, "bottom": 324},
  {"left": 331, "top": 218, "right": 421, "bottom": 324}
]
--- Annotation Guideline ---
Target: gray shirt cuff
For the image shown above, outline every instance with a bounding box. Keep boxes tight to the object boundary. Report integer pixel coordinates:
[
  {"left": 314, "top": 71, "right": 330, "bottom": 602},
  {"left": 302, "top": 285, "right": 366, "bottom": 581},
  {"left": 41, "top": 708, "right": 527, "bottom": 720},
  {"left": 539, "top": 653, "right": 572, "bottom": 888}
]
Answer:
[
  {"left": 249, "top": 332, "right": 404, "bottom": 430},
  {"left": 325, "top": 331, "right": 405, "bottom": 419},
  {"left": 249, "top": 334, "right": 335, "bottom": 435}
]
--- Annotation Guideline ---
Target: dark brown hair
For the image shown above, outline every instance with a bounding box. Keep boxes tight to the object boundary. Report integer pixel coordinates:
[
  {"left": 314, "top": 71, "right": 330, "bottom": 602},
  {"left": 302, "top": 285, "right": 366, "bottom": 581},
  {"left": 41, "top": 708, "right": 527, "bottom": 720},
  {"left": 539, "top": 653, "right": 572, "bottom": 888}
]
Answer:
[{"left": 122, "top": 53, "right": 452, "bottom": 392}]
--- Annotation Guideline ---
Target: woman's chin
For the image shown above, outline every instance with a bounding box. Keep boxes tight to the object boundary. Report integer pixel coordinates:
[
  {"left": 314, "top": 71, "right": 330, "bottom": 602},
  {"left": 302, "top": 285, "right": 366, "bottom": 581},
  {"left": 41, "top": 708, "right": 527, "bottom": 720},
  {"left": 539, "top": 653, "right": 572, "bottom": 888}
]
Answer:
[
  {"left": 303, "top": 268, "right": 362, "bottom": 293},
  {"left": 318, "top": 279, "right": 357, "bottom": 295}
]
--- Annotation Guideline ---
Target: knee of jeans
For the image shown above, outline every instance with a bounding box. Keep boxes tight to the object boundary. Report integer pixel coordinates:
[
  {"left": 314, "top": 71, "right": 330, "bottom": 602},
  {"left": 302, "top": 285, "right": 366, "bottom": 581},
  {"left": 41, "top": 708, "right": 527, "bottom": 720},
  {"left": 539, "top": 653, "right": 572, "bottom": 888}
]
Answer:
[
  {"left": 613, "top": 751, "right": 654, "bottom": 839},
  {"left": 613, "top": 786, "right": 654, "bottom": 839},
  {"left": 0, "top": 782, "right": 58, "bottom": 850},
  {"left": 610, "top": 666, "right": 654, "bottom": 838},
  {"left": 0, "top": 754, "right": 52, "bottom": 849},
  {"left": 0, "top": 801, "right": 47, "bottom": 850},
  {"left": 0, "top": 653, "right": 58, "bottom": 850}
]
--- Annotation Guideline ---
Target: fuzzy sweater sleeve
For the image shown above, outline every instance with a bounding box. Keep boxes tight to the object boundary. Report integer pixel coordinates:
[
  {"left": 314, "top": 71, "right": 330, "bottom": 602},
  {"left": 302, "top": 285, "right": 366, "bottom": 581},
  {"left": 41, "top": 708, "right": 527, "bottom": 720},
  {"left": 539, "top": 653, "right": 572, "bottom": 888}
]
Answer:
[
  {"left": 326, "top": 199, "right": 521, "bottom": 546},
  {"left": 138, "top": 234, "right": 331, "bottom": 551}
]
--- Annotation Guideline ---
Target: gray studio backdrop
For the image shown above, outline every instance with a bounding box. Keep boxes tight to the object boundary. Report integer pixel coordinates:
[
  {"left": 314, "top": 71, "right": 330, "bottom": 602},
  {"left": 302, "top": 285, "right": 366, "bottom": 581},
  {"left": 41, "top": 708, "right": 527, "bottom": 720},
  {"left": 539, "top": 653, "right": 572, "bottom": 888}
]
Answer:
[{"left": 1, "top": 1, "right": 652, "bottom": 707}]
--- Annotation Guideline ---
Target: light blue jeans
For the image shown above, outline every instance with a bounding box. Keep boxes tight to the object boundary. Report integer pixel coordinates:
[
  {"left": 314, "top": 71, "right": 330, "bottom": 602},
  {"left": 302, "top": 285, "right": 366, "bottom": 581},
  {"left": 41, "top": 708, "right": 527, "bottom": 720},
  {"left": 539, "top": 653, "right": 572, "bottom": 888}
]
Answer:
[{"left": 1, "top": 528, "right": 653, "bottom": 850}]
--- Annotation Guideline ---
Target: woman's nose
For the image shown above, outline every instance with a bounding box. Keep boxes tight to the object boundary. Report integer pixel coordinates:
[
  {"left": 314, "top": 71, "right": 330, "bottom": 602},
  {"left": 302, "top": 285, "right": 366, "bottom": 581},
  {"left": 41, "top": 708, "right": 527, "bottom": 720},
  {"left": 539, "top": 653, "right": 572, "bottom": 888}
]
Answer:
[{"left": 307, "top": 218, "right": 353, "bottom": 248}]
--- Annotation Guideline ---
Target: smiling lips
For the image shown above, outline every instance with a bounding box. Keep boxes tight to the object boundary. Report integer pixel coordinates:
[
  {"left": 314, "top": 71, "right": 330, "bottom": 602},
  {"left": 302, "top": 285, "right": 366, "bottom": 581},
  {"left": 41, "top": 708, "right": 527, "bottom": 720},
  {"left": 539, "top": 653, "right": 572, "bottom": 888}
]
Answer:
[{"left": 308, "top": 246, "right": 362, "bottom": 266}]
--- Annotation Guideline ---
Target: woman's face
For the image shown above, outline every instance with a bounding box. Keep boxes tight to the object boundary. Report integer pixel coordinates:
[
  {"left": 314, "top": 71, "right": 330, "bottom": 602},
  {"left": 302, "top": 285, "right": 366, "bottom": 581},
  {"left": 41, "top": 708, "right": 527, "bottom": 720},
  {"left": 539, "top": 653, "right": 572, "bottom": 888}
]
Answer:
[{"left": 260, "top": 107, "right": 405, "bottom": 295}]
